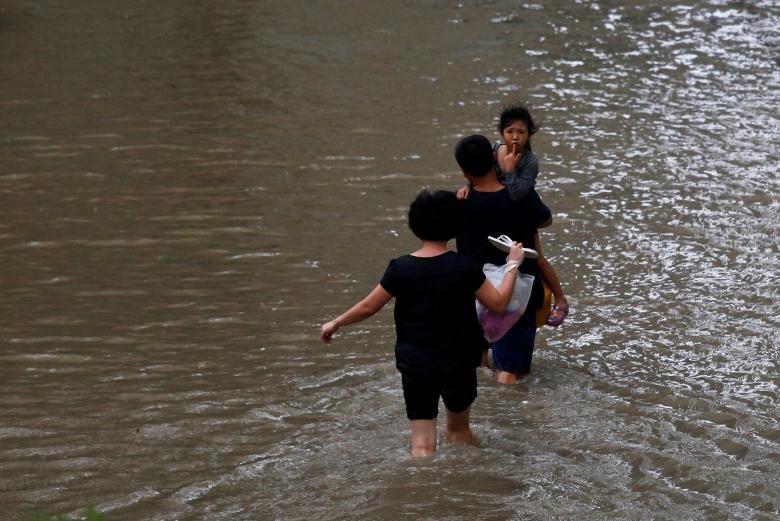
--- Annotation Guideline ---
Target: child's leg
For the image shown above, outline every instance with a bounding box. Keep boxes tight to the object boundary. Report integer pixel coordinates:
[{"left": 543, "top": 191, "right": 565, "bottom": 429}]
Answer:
[
  {"left": 409, "top": 420, "right": 437, "bottom": 457},
  {"left": 539, "top": 257, "right": 569, "bottom": 327},
  {"left": 445, "top": 407, "right": 478, "bottom": 446}
]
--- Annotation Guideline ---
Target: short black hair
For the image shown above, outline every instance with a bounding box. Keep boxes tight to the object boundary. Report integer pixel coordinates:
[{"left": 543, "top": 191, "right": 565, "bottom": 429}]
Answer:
[
  {"left": 454, "top": 134, "right": 494, "bottom": 177},
  {"left": 408, "top": 189, "right": 461, "bottom": 241},
  {"left": 498, "top": 104, "right": 538, "bottom": 136}
]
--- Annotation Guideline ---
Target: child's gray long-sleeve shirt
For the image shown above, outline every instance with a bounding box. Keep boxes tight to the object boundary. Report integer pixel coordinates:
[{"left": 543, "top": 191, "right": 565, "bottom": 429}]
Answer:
[{"left": 494, "top": 142, "right": 539, "bottom": 202}]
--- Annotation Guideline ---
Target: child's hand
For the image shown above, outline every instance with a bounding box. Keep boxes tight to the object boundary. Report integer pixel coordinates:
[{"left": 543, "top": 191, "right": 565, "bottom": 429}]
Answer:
[
  {"left": 320, "top": 321, "right": 339, "bottom": 343},
  {"left": 456, "top": 184, "right": 470, "bottom": 200},
  {"left": 506, "top": 241, "right": 526, "bottom": 264},
  {"left": 497, "top": 143, "right": 520, "bottom": 172}
]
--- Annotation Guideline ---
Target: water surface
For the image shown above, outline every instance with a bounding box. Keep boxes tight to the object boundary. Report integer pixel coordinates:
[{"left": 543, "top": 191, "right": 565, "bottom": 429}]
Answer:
[{"left": 1, "top": 1, "right": 779, "bottom": 520}]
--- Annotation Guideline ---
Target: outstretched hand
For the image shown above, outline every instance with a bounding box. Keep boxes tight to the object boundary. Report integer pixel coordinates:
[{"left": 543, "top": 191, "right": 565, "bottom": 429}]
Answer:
[{"left": 320, "top": 321, "right": 339, "bottom": 343}]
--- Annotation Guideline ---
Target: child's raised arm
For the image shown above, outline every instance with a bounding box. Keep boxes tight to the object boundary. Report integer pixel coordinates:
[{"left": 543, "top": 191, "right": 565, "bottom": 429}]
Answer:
[{"left": 320, "top": 285, "right": 392, "bottom": 343}]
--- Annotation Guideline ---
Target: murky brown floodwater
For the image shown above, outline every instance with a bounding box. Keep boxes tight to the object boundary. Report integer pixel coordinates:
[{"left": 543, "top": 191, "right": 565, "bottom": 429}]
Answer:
[{"left": 1, "top": 1, "right": 779, "bottom": 520}]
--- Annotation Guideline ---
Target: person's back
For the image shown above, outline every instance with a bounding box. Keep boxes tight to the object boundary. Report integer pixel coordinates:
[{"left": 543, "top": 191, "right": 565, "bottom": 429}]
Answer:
[
  {"left": 381, "top": 251, "right": 486, "bottom": 374},
  {"left": 457, "top": 187, "right": 546, "bottom": 267},
  {"left": 457, "top": 186, "right": 548, "bottom": 312}
]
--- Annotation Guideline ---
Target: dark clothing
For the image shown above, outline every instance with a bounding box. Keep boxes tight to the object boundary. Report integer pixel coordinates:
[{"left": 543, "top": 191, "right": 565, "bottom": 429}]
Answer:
[
  {"left": 456, "top": 186, "right": 551, "bottom": 325},
  {"left": 401, "top": 368, "right": 477, "bottom": 420},
  {"left": 379, "top": 251, "right": 488, "bottom": 375},
  {"left": 492, "top": 320, "right": 537, "bottom": 374}
]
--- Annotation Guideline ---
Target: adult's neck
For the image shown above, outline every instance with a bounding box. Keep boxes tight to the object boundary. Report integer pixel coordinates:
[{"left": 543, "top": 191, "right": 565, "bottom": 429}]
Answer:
[
  {"left": 411, "top": 240, "right": 450, "bottom": 257},
  {"left": 468, "top": 173, "right": 504, "bottom": 192}
]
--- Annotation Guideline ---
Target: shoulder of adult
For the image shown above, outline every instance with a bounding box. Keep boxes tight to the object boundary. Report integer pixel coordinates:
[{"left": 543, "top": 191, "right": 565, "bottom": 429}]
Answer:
[
  {"left": 379, "top": 256, "right": 403, "bottom": 293},
  {"left": 383, "top": 256, "right": 402, "bottom": 273}
]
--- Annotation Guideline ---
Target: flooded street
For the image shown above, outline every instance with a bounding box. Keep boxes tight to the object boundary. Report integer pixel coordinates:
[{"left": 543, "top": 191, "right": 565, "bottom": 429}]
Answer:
[{"left": 1, "top": 1, "right": 779, "bottom": 519}]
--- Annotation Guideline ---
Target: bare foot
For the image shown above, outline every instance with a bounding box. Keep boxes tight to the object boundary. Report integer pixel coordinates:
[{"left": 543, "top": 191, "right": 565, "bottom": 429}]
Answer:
[{"left": 447, "top": 428, "right": 479, "bottom": 447}]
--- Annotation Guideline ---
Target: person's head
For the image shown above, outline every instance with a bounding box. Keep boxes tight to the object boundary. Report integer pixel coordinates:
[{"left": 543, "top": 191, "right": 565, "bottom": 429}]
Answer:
[
  {"left": 454, "top": 134, "right": 494, "bottom": 178},
  {"left": 498, "top": 104, "right": 538, "bottom": 152},
  {"left": 408, "top": 189, "right": 461, "bottom": 241}
]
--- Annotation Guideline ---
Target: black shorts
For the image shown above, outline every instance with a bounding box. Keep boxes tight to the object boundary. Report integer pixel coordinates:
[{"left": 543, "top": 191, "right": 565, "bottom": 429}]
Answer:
[{"left": 401, "top": 369, "right": 477, "bottom": 420}]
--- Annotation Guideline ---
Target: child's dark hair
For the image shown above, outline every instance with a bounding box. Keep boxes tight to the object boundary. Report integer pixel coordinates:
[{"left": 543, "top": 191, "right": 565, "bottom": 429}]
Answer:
[
  {"left": 498, "top": 104, "right": 539, "bottom": 136},
  {"left": 408, "top": 189, "right": 462, "bottom": 241},
  {"left": 454, "top": 134, "right": 494, "bottom": 178}
]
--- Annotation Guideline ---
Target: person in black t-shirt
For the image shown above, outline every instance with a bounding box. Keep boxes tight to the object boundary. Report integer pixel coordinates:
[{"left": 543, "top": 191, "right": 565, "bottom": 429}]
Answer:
[
  {"left": 454, "top": 134, "right": 554, "bottom": 384},
  {"left": 320, "top": 189, "right": 526, "bottom": 457}
]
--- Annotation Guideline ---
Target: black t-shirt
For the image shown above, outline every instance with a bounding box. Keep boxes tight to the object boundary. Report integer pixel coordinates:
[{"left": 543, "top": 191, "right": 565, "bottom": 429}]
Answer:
[
  {"left": 456, "top": 187, "right": 551, "bottom": 321},
  {"left": 379, "top": 251, "right": 487, "bottom": 375}
]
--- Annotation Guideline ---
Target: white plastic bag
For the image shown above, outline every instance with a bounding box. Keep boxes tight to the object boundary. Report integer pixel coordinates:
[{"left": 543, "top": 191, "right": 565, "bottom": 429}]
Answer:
[{"left": 476, "top": 263, "right": 535, "bottom": 343}]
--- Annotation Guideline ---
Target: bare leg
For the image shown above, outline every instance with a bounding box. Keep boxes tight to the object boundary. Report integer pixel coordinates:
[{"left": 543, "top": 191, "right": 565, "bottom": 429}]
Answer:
[
  {"left": 481, "top": 349, "right": 492, "bottom": 369},
  {"left": 496, "top": 370, "right": 517, "bottom": 384},
  {"left": 445, "top": 407, "right": 479, "bottom": 447},
  {"left": 409, "top": 419, "right": 437, "bottom": 457}
]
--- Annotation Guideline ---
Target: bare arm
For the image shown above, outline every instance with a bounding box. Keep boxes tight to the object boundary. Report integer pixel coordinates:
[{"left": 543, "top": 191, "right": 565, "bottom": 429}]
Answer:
[
  {"left": 534, "top": 233, "right": 568, "bottom": 308},
  {"left": 474, "top": 242, "right": 525, "bottom": 313},
  {"left": 320, "top": 284, "right": 393, "bottom": 343}
]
